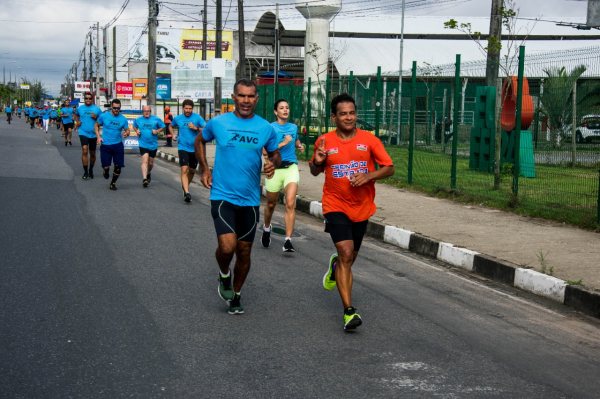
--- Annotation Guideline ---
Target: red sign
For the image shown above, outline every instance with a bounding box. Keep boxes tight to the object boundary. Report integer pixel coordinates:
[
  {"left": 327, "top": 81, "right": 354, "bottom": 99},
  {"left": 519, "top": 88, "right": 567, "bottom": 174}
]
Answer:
[
  {"left": 182, "top": 40, "right": 230, "bottom": 52},
  {"left": 115, "top": 82, "right": 133, "bottom": 99}
]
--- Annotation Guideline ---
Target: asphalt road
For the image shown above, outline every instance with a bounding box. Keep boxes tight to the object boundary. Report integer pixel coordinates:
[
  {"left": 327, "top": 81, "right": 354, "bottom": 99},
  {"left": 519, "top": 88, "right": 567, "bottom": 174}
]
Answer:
[{"left": 2, "top": 119, "right": 600, "bottom": 398}]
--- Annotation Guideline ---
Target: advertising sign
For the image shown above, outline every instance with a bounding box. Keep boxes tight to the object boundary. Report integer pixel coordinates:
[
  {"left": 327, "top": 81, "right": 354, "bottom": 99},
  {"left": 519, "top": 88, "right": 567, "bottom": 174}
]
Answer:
[
  {"left": 121, "top": 109, "right": 143, "bottom": 149},
  {"left": 75, "top": 81, "right": 91, "bottom": 92},
  {"left": 115, "top": 82, "right": 133, "bottom": 99},
  {"left": 128, "top": 27, "right": 233, "bottom": 62},
  {"left": 20, "top": 84, "right": 30, "bottom": 90},
  {"left": 171, "top": 60, "right": 236, "bottom": 99},
  {"left": 156, "top": 78, "right": 171, "bottom": 100},
  {"left": 74, "top": 92, "right": 84, "bottom": 99},
  {"left": 132, "top": 78, "right": 148, "bottom": 100}
]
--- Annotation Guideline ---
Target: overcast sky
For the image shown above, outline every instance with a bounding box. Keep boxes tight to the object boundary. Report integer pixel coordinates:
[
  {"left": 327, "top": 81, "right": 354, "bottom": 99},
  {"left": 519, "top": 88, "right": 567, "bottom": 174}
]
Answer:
[{"left": 0, "top": 0, "right": 590, "bottom": 96}]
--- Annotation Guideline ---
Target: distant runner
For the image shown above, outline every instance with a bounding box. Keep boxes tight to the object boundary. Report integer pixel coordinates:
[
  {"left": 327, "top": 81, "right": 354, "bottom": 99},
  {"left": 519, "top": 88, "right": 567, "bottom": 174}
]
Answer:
[
  {"left": 75, "top": 92, "right": 102, "bottom": 180},
  {"left": 133, "top": 106, "right": 165, "bottom": 187},
  {"left": 171, "top": 99, "right": 206, "bottom": 202},
  {"left": 61, "top": 101, "right": 75, "bottom": 146},
  {"left": 95, "top": 99, "right": 130, "bottom": 190},
  {"left": 41, "top": 107, "right": 51, "bottom": 133},
  {"left": 310, "top": 93, "right": 395, "bottom": 331},
  {"left": 5, "top": 105, "right": 12, "bottom": 124}
]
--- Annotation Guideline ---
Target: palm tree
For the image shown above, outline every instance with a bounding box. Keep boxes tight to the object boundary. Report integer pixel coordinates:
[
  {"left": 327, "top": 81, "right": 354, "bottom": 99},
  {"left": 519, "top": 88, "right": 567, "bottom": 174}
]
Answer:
[{"left": 537, "top": 65, "right": 600, "bottom": 148}]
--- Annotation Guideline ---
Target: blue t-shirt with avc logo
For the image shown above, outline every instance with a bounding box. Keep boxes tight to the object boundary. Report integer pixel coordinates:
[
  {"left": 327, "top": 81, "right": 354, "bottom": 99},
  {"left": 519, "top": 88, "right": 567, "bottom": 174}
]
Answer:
[
  {"left": 75, "top": 104, "right": 102, "bottom": 138},
  {"left": 42, "top": 110, "right": 51, "bottom": 120},
  {"left": 5, "top": 107, "right": 11, "bottom": 113},
  {"left": 61, "top": 107, "right": 74, "bottom": 124},
  {"left": 202, "top": 113, "right": 279, "bottom": 207},
  {"left": 134, "top": 115, "right": 166, "bottom": 150},
  {"left": 271, "top": 122, "right": 299, "bottom": 163},
  {"left": 97, "top": 112, "right": 129, "bottom": 145},
  {"left": 50, "top": 110, "right": 58, "bottom": 118},
  {"left": 172, "top": 113, "right": 206, "bottom": 152}
]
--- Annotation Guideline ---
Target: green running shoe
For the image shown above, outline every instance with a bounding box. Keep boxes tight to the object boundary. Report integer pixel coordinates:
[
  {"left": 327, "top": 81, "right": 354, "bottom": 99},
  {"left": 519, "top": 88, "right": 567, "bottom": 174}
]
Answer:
[
  {"left": 228, "top": 293, "right": 244, "bottom": 315},
  {"left": 218, "top": 270, "right": 234, "bottom": 302},
  {"left": 344, "top": 307, "right": 362, "bottom": 331},
  {"left": 323, "top": 253, "right": 338, "bottom": 290}
]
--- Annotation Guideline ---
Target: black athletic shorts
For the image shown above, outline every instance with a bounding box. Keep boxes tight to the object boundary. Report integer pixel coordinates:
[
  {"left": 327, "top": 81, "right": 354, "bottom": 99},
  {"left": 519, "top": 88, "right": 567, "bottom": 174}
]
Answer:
[
  {"left": 139, "top": 147, "right": 157, "bottom": 158},
  {"left": 178, "top": 150, "right": 198, "bottom": 169},
  {"left": 211, "top": 200, "right": 259, "bottom": 243},
  {"left": 79, "top": 135, "right": 97, "bottom": 151},
  {"left": 64, "top": 122, "right": 74, "bottom": 130},
  {"left": 324, "top": 212, "right": 369, "bottom": 251}
]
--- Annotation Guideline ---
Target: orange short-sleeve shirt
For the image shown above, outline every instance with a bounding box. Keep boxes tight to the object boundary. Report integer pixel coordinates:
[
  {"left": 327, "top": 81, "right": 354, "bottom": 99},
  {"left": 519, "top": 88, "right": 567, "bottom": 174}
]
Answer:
[{"left": 311, "top": 129, "right": 393, "bottom": 222}]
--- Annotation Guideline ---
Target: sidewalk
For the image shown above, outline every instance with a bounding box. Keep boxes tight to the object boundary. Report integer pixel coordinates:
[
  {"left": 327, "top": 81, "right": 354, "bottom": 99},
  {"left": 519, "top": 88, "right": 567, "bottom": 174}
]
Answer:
[{"left": 156, "top": 140, "right": 600, "bottom": 318}]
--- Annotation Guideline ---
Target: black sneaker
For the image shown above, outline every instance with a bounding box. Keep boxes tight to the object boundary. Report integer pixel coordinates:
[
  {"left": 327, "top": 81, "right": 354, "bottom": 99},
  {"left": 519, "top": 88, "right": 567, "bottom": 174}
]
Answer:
[
  {"left": 88, "top": 170, "right": 94, "bottom": 179},
  {"left": 109, "top": 183, "right": 117, "bottom": 191},
  {"left": 68, "top": 142, "right": 72, "bottom": 147},
  {"left": 228, "top": 293, "right": 244, "bottom": 315},
  {"left": 65, "top": 141, "right": 68, "bottom": 146},
  {"left": 143, "top": 179, "right": 149, "bottom": 188},
  {"left": 103, "top": 169, "right": 110, "bottom": 179},
  {"left": 261, "top": 228, "right": 271, "bottom": 248},
  {"left": 218, "top": 270, "right": 234, "bottom": 302},
  {"left": 82, "top": 173, "right": 88, "bottom": 180},
  {"left": 147, "top": 173, "right": 151, "bottom": 183},
  {"left": 283, "top": 239, "right": 295, "bottom": 252},
  {"left": 184, "top": 193, "right": 192, "bottom": 202}
]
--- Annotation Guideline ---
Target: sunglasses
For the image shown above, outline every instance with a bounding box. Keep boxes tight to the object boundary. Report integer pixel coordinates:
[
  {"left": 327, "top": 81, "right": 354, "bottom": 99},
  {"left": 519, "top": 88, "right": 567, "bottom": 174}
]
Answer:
[
  {"left": 84, "top": 97, "right": 92, "bottom": 100},
  {"left": 112, "top": 107, "right": 121, "bottom": 110}
]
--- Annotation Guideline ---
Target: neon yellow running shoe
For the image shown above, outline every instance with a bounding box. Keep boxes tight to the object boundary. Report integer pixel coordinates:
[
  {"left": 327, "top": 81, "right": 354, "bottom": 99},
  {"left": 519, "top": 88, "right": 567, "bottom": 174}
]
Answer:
[
  {"left": 344, "top": 307, "right": 362, "bottom": 330},
  {"left": 323, "top": 253, "right": 338, "bottom": 290}
]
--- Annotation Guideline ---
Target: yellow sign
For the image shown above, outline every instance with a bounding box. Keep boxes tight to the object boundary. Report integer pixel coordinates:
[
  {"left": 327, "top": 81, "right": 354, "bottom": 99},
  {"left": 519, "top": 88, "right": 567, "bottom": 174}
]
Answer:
[
  {"left": 179, "top": 30, "right": 233, "bottom": 61},
  {"left": 132, "top": 78, "right": 148, "bottom": 100}
]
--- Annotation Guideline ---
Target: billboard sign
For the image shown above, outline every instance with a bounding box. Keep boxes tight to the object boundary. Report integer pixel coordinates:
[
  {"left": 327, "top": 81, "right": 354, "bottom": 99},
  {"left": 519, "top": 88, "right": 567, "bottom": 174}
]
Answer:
[
  {"left": 156, "top": 78, "right": 171, "bottom": 100},
  {"left": 75, "top": 81, "right": 91, "bottom": 92},
  {"left": 20, "top": 84, "right": 30, "bottom": 90},
  {"left": 115, "top": 82, "right": 133, "bottom": 99},
  {"left": 74, "top": 92, "right": 84, "bottom": 99},
  {"left": 171, "top": 60, "right": 236, "bottom": 99},
  {"left": 132, "top": 78, "right": 148, "bottom": 100},
  {"left": 128, "top": 27, "right": 233, "bottom": 62}
]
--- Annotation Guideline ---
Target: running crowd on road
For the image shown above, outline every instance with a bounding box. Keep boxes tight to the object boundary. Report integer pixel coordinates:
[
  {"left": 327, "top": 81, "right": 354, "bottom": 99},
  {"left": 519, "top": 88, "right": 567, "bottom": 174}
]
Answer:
[{"left": 7, "top": 83, "right": 395, "bottom": 331}]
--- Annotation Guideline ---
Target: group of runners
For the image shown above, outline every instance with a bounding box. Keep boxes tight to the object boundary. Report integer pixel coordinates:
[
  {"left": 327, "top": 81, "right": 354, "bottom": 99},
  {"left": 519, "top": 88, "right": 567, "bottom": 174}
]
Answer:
[{"left": 14, "top": 79, "right": 394, "bottom": 331}]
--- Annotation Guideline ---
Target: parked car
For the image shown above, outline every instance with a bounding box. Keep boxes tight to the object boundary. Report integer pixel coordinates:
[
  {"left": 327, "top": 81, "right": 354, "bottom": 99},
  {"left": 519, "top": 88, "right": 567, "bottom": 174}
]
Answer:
[{"left": 563, "top": 114, "right": 600, "bottom": 143}]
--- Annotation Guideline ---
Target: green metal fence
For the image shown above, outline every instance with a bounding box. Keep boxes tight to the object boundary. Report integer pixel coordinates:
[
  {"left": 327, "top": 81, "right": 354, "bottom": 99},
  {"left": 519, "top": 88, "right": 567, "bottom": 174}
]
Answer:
[{"left": 254, "top": 46, "right": 600, "bottom": 229}]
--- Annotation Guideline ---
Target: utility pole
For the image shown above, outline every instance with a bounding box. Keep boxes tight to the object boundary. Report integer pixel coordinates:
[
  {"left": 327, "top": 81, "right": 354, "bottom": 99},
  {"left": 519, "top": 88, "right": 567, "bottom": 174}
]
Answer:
[
  {"left": 147, "top": 0, "right": 158, "bottom": 113},
  {"left": 396, "top": 0, "right": 406, "bottom": 142},
  {"left": 275, "top": 3, "right": 279, "bottom": 86},
  {"left": 485, "top": 0, "right": 503, "bottom": 87},
  {"left": 83, "top": 39, "right": 87, "bottom": 81},
  {"left": 201, "top": 0, "right": 208, "bottom": 118},
  {"left": 237, "top": 0, "right": 246, "bottom": 79},
  {"left": 214, "top": 0, "right": 222, "bottom": 117},
  {"left": 96, "top": 22, "right": 101, "bottom": 102},
  {"left": 89, "top": 33, "right": 93, "bottom": 84}
]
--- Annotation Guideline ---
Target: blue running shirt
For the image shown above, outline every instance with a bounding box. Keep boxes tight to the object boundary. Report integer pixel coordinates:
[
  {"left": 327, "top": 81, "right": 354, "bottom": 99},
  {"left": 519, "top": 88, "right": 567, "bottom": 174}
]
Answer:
[
  {"left": 97, "top": 112, "right": 129, "bottom": 145},
  {"left": 202, "top": 113, "right": 279, "bottom": 206},
  {"left": 61, "top": 107, "right": 74, "bottom": 124},
  {"left": 42, "top": 110, "right": 51, "bottom": 120},
  {"left": 5, "top": 107, "right": 11, "bottom": 113},
  {"left": 271, "top": 122, "right": 299, "bottom": 163},
  {"left": 50, "top": 110, "right": 58, "bottom": 118},
  {"left": 75, "top": 104, "right": 102, "bottom": 138},
  {"left": 172, "top": 113, "right": 206, "bottom": 152},
  {"left": 134, "top": 115, "right": 166, "bottom": 150}
]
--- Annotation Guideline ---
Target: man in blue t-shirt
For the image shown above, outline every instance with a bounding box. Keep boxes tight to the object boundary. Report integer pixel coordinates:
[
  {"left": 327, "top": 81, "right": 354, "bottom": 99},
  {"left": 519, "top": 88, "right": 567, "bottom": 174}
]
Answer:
[
  {"left": 61, "top": 101, "right": 75, "bottom": 146},
  {"left": 95, "top": 98, "right": 130, "bottom": 190},
  {"left": 195, "top": 78, "right": 281, "bottom": 315},
  {"left": 133, "top": 106, "right": 165, "bottom": 187},
  {"left": 75, "top": 92, "right": 102, "bottom": 180},
  {"left": 17, "top": 107, "right": 21, "bottom": 118},
  {"left": 29, "top": 107, "right": 38, "bottom": 129},
  {"left": 171, "top": 98, "right": 206, "bottom": 202},
  {"left": 5, "top": 106, "right": 12, "bottom": 123},
  {"left": 24, "top": 106, "right": 30, "bottom": 123}
]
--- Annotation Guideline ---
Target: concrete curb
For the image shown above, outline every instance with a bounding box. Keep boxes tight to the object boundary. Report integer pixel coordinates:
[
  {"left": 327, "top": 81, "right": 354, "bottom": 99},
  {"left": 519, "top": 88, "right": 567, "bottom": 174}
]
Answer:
[{"left": 156, "top": 150, "right": 600, "bottom": 319}]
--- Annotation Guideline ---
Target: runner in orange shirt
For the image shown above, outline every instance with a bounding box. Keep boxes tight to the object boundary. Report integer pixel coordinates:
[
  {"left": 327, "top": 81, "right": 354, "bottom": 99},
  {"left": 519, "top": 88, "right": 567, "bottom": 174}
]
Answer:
[{"left": 310, "top": 93, "right": 395, "bottom": 331}]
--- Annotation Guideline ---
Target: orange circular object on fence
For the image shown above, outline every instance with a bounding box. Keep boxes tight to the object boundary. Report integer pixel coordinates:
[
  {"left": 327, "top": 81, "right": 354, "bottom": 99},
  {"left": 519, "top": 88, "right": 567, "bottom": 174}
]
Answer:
[{"left": 501, "top": 76, "right": 534, "bottom": 131}]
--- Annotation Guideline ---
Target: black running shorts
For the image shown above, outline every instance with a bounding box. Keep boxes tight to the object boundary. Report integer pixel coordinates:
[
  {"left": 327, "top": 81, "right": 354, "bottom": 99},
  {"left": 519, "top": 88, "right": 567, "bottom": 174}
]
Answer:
[
  {"left": 139, "top": 147, "right": 158, "bottom": 158},
  {"left": 211, "top": 200, "right": 259, "bottom": 243},
  {"left": 178, "top": 150, "right": 198, "bottom": 169},
  {"left": 64, "top": 122, "right": 74, "bottom": 130},
  {"left": 324, "top": 212, "right": 368, "bottom": 251},
  {"left": 79, "top": 135, "right": 97, "bottom": 151}
]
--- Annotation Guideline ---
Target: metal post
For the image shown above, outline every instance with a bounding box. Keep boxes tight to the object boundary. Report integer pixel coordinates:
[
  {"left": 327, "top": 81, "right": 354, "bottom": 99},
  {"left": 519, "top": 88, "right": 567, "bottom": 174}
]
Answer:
[
  {"left": 397, "top": 0, "right": 406, "bottom": 143},
  {"left": 325, "top": 74, "right": 330, "bottom": 134},
  {"left": 275, "top": 3, "right": 280, "bottom": 98},
  {"left": 95, "top": 22, "right": 100, "bottom": 102},
  {"left": 214, "top": 0, "right": 222, "bottom": 117},
  {"left": 349, "top": 71, "right": 354, "bottom": 97},
  {"left": 513, "top": 46, "right": 525, "bottom": 198},
  {"left": 306, "top": 77, "right": 312, "bottom": 160},
  {"left": 290, "top": 79, "right": 295, "bottom": 121},
  {"left": 148, "top": 0, "right": 157, "bottom": 114},
  {"left": 451, "top": 54, "right": 461, "bottom": 189},
  {"left": 375, "top": 66, "right": 381, "bottom": 138},
  {"left": 408, "top": 61, "right": 416, "bottom": 184},
  {"left": 200, "top": 0, "right": 208, "bottom": 117},
  {"left": 237, "top": 0, "right": 246, "bottom": 79},
  {"left": 571, "top": 80, "right": 577, "bottom": 166}
]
